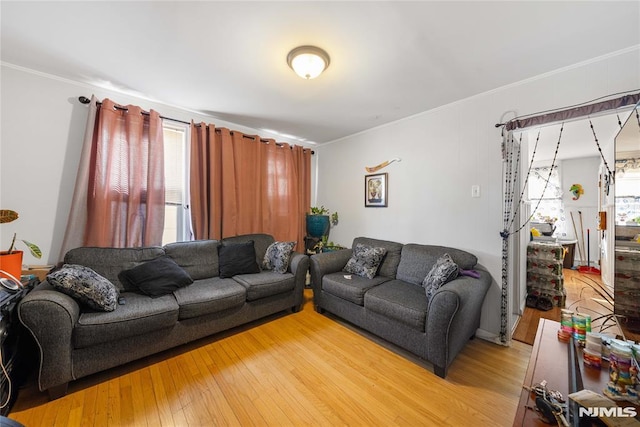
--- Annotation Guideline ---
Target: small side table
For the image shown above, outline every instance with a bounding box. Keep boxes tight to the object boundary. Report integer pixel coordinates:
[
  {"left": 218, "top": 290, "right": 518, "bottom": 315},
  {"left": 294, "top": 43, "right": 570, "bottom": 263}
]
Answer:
[
  {"left": 0, "top": 278, "right": 38, "bottom": 416},
  {"left": 304, "top": 236, "right": 322, "bottom": 254}
]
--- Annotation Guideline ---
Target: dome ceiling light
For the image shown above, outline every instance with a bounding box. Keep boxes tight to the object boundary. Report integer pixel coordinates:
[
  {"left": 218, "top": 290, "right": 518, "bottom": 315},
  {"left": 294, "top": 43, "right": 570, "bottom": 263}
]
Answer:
[{"left": 286, "top": 45, "right": 330, "bottom": 79}]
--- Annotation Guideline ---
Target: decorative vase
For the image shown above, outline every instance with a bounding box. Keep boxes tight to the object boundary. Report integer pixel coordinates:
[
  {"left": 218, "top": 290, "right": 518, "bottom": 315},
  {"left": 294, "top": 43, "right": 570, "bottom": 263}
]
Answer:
[
  {"left": 306, "top": 214, "right": 330, "bottom": 238},
  {"left": 0, "top": 250, "right": 23, "bottom": 282}
]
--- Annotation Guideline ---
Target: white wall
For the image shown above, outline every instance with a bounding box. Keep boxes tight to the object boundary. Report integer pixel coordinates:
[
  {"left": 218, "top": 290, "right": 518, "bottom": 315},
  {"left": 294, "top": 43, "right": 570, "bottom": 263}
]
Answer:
[
  {"left": 0, "top": 65, "right": 307, "bottom": 266},
  {"left": 561, "top": 156, "right": 601, "bottom": 267},
  {"left": 315, "top": 47, "right": 640, "bottom": 341}
]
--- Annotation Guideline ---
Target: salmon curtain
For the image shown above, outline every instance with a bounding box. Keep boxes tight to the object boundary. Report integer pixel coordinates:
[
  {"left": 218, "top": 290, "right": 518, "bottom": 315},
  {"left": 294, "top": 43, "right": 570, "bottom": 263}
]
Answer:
[
  {"left": 190, "top": 123, "right": 311, "bottom": 249},
  {"left": 60, "top": 96, "right": 165, "bottom": 256}
]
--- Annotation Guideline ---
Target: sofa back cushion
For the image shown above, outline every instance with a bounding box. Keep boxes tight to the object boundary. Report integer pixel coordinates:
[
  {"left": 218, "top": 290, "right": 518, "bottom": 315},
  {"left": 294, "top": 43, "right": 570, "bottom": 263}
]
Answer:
[
  {"left": 396, "top": 244, "right": 478, "bottom": 286},
  {"left": 118, "top": 255, "right": 194, "bottom": 297},
  {"left": 164, "top": 240, "right": 220, "bottom": 280},
  {"left": 352, "top": 237, "right": 403, "bottom": 278},
  {"left": 64, "top": 247, "right": 166, "bottom": 291},
  {"left": 222, "top": 234, "right": 275, "bottom": 268},
  {"left": 218, "top": 241, "right": 261, "bottom": 278}
]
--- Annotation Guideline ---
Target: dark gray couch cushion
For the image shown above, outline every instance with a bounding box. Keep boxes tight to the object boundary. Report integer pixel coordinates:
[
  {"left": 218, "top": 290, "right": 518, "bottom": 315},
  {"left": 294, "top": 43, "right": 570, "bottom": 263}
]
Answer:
[
  {"left": 352, "top": 237, "right": 403, "bottom": 278},
  {"left": 322, "top": 272, "right": 389, "bottom": 305},
  {"left": 73, "top": 292, "right": 179, "bottom": 349},
  {"left": 396, "top": 244, "right": 477, "bottom": 286},
  {"left": 64, "top": 247, "right": 166, "bottom": 291},
  {"left": 364, "top": 280, "right": 428, "bottom": 332},
  {"left": 118, "top": 255, "right": 194, "bottom": 297},
  {"left": 233, "top": 272, "right": 296, "bottom": 301},
  {"left": 164, "top": 240, "right": 220, "bottom": 280},
  {"left": 218, "top": 241, "right": 261, "bottom": 278},
  {"left": 173, "top": 277, "right": 246, "bottom": 319},
  {"left": 223, "top": 233, "right": 276, "bottom": 267}
]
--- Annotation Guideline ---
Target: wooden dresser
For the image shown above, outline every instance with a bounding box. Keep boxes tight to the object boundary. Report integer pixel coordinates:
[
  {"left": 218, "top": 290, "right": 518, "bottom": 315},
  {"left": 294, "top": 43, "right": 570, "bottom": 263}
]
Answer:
[{"left": 513, "top": 319, "right": 639, "bottom": 426}]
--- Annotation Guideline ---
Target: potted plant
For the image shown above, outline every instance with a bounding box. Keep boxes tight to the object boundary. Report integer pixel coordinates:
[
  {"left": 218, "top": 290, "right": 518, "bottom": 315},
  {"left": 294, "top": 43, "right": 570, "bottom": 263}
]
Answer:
[
  {"left": 306, "top": 206, "right": 339, "bottom": 238},
  {"left": 1, "top": 209, "right": 42, "bottom": 282},
  {"left": 314, "top": 236, "right": 346, "bottom": 253}
]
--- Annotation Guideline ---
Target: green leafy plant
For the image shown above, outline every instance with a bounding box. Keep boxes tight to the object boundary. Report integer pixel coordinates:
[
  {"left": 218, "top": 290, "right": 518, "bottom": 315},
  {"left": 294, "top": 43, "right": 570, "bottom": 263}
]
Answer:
[
  {"left": 309, "top": 206, "right": 339, "bottom": 226},
  {"left": 310, "top": 206, "right": 330, "bottom": 215},
  {"left": 0, "top": 209, "right": 42, "bottom": 258},
  {"left": 313, "top": 235, "right": 345, "bottom": 252},
  {"left": 569, "top": 274, "right": 617, "bottom": 333},
  {"left": 331, "top": 212, "right": 339, "bottom": 226}
]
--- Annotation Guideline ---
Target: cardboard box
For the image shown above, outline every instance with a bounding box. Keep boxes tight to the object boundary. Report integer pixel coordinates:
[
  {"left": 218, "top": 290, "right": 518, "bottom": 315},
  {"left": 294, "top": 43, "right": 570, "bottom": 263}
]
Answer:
[{"left": 22, "top": 265, "right": 54, "bottom": 282}]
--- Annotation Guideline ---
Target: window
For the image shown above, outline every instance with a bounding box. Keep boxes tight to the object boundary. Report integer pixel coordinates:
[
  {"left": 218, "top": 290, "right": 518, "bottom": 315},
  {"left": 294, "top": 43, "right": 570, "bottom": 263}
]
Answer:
[
  {"left": 615, "top": 158, "right": 640, "bottom": 224},
  {"left": 528, "top": 165, "right": 567, "bottom": 237},
  {"left": 162, "top": 122, "right": 191, "bottom": 245}
]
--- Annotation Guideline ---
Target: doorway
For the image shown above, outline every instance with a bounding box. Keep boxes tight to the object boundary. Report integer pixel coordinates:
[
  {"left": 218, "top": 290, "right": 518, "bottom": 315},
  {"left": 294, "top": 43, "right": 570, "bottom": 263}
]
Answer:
[{"left": 499, "top": 92, "right": 640, "bottom": 343}]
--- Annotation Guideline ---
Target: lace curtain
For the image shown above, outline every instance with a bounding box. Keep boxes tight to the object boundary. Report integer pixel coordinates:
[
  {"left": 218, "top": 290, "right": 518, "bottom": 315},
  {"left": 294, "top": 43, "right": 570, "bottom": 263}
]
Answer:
[
  {"left": 528, "top": 166, "right": 568, "bottom": 237},
  {"left": 615, "top": 157, "right": 640, "bottom": 224}
]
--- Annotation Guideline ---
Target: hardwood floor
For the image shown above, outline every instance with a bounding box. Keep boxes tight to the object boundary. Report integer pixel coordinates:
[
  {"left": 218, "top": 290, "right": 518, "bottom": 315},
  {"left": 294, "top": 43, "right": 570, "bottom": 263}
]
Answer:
[
  {"left": 8, "top": 290, "right": 531, "bottom": 426},
  {"left": 512, "top": 269, "right": 636, "bottom": 345}
]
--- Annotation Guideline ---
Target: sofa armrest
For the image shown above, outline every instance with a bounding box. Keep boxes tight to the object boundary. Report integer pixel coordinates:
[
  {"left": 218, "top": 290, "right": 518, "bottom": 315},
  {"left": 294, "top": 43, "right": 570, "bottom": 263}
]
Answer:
[
  {"left": 18, "top": 282, "right": 81, "bottom": 392},
  {"left": 309, "top": 249, "right": 353, "bottom": 294},
  {"left": 288, "top": 251, "right": 310, "bottom": 310},
  {"left": 426, "top": 271, "right": 491, "bottom": 376}
]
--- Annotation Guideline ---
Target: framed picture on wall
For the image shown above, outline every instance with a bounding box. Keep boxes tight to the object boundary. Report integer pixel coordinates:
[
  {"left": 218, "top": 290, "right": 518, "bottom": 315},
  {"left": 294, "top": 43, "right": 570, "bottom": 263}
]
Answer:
[{"left": 365, "top": 173, "right": 388, "bottom": 207}]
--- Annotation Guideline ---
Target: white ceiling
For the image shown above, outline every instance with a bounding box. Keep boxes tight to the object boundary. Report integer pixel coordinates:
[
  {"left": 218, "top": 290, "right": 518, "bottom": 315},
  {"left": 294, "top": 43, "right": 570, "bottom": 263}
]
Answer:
[{"left": 1, "top": 1, "right": 639, "bottom": 146}]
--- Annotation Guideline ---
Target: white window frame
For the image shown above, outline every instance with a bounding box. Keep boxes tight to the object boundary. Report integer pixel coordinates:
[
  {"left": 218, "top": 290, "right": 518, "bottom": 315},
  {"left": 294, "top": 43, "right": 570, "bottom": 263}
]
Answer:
[{"left": 162, "top": 121, "right": 191, "bottom": 244}]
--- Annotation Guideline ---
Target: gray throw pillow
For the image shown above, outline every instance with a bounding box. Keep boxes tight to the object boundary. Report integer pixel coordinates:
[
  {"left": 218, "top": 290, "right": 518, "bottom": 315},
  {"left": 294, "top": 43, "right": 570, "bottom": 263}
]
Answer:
[
  {"left": 47, "top": 264, "right": 119, "bottom": 312},
  {"left": 343, "top": 243, "right": 387, "bottom": 279},
  {"left": 423, "top": 253, "right": 459, "bottom": 300},
  {"left": 262, "top": 241, "right": 296, "bottom": 274}
]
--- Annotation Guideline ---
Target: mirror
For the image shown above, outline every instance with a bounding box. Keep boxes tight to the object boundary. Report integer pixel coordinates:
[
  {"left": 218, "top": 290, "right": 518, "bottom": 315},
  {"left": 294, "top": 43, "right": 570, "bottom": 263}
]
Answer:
[{"left": 614, "top": 102, "right": 640, "bottom": 339}]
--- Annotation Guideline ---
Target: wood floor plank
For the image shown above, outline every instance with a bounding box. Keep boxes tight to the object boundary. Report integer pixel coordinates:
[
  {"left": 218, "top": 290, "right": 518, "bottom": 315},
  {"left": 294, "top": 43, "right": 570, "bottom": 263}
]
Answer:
[
  {"left": 513, "top": 269, "right": 623, "bottom": 345},
  {"left": 65, "top": 389, "right": 85, "bottom": 427},
  {"left": 148, "top": 364, "right": 176, "bottom": 426},
  {"left": 190, "top": 347, "right": 243, "bottom": 425},
  {"left": 206, "top": 340, "right": 268, "bottom": 426},
  {"left": 8, "top": 290, "right": 530, "bottom": 426},
  {"left": 93, "top": 380, "right": 110, "bottom": 426},
  {"left": 137, "top": 367, "right": 162, "bottom": 427},
  {"left": 50, "top": 393, "right": 72, "bottom": 427},
  {"left": 128, "top": 368, "right": 150, "bottom": 427},
  {"left": 240, "top": 330, "right": 333, "bottom": 426},
  {"left": 158, "top": 357, "right": 193, "bottom": 426}
]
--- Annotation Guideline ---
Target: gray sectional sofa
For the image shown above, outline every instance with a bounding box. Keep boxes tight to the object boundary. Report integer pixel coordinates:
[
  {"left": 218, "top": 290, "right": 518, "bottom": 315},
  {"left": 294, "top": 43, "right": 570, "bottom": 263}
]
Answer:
[
  {"left": 18, "top": 234, "right": 308, "bottom": 399},
  {"left": 309, "top": 237, "right": 491, "bottom": 378}
]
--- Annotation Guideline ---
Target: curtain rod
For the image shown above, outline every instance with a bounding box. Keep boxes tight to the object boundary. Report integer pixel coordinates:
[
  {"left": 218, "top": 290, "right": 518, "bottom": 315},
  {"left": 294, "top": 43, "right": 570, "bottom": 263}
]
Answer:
[
  {"left": 78, "top": 96, "right": 315, "bottom": 154},
  {"left": 496, "top": 90, "right": 640, "bottom": 131}
]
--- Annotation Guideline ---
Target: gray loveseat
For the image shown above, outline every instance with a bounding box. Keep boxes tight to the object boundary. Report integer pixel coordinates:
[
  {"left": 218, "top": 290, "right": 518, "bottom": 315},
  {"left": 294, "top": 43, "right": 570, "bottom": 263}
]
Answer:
[
  {"left": 309, "top": 237, "right": 491, "bottom": 378},
  {"left": 18, "top": 233, "right": 308, "bottom": 399}
]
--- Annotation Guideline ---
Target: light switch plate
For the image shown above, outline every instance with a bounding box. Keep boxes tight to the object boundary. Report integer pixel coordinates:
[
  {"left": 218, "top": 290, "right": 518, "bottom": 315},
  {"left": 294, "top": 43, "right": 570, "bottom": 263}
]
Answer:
[{"left": 471, "top": 185, "right": 480, "bottom": 198}]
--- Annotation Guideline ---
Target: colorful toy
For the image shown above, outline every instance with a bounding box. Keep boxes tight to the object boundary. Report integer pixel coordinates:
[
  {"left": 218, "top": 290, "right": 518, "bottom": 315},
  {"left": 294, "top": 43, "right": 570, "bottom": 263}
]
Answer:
[{"left": 569, "top": 184, "right": 584, "bottom": 200}]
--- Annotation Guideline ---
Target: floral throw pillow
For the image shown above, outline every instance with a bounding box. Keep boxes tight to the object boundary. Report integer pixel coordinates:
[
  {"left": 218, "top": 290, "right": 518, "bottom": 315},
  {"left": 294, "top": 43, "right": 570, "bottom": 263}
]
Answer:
[
  {"left": 423, "top": 253, "right": 459, "bottom": 301},
  {"left": 262, "top": 241, "right": 296, "bottom": 274},
  {"left": 47, "top": 264, "right": 119, "bottom": 312},
  {"left": 343, "top": 243, "right": 387, "bottom": 279}
]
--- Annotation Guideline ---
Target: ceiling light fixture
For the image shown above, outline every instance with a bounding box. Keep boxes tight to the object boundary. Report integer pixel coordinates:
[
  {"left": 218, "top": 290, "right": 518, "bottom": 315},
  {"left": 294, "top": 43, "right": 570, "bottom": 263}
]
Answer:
[{"left": 287, "top": 46, "right": 330, "bottom": 80}]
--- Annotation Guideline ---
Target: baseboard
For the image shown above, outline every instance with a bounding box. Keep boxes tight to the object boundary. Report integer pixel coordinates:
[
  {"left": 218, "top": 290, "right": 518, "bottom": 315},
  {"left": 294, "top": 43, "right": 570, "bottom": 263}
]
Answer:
[{"left": 475, "top": 328, "right": 510, "bottom": 347}]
